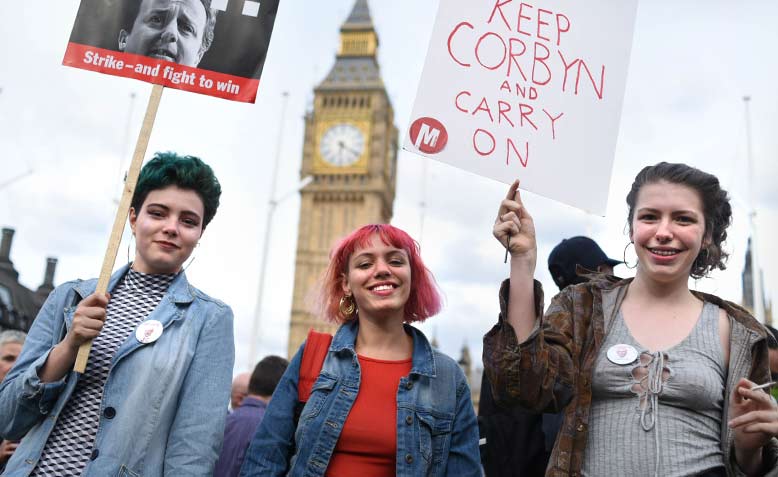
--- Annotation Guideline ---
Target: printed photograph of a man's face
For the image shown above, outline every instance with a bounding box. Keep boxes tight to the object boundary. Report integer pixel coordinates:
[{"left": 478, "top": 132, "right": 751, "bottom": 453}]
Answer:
[{"left": 118, "top": 0, "right": 216, "bottom": 67}]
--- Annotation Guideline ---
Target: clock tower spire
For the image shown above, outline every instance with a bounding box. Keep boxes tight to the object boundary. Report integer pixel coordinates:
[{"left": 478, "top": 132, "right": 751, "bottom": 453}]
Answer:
[{"left": 286, "top": 0, "right": 398, "bottom": 356}]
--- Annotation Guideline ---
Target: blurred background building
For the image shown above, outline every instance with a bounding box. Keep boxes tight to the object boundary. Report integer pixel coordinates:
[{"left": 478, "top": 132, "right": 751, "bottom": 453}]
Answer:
[
  {"left": 0, "top": 227, "right": 57, "bottom": 332},
  {"left": 742, "top": 237, "right": 773, "bottom": 325}
]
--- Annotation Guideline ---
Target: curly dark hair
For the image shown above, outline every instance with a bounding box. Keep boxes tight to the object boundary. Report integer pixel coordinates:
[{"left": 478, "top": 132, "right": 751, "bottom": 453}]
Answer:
[
  {"left": 131, "top": 152, "right": 222, "bottom": 228},
  {"left": 626, "top": 162, "right": 732, "bottom": 279}
]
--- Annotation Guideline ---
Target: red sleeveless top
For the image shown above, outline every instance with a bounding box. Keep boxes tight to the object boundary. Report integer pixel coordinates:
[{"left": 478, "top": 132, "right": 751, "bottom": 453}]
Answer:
[{"left": 325, "top": 355, "right": 412, "bottom": 476}]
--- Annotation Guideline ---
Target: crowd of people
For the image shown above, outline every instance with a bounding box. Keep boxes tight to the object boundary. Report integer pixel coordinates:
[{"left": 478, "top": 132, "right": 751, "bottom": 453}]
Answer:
[{"left": 0, "top": 153, "right": 776, "bottom": 476}]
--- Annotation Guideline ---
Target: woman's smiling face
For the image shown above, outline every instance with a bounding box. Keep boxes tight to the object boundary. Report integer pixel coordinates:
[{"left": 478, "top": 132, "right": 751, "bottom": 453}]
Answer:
[
  {"left": 631, "top": 180, "right": 707, "bottom": 284},
  {"left": 341, "top": 234, "right": 412, "bottom": 322}
]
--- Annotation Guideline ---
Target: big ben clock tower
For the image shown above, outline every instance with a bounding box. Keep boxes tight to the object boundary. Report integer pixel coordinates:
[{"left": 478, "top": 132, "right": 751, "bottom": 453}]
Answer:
[{"left": 287, "top": 0, "right": 398, "bottom": 356}]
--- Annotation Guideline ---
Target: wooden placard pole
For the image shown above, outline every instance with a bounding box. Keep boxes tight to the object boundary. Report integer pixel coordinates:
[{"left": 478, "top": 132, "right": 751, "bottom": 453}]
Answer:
[{"left": 74, "top": 84, "right": 165, "bottom": 373}]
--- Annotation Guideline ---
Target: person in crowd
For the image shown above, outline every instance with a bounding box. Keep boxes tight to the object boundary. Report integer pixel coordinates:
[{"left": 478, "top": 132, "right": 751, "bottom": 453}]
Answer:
[
  {"left": 0, "top": 152, "right": 234, "bottom": 476},
  {"left": 231, "top": 371, "right": 251, "bottom": 410},
  {"left": 240, "top": 224, "right": 481, "bottom": 476},
  {"left": 485, "top": 162, "right": 778, "bottom": 476},
  {"left": 118, "top": 0, "right": 218, "bottom": 67},
  {"left": 0, "top": 330, "right": 26, "bottom": 471},
  {"left": 0, "top": 330, "right": 26, "bottom": 383},
  {"left": 215, "top": 356, "right": 289, "bottom": 477},
  {"left": 478, "top": 236, "right": 620, "bottom": 476},
  {"left": 546, "top": 236, "right": 622, "bottom": 290}
]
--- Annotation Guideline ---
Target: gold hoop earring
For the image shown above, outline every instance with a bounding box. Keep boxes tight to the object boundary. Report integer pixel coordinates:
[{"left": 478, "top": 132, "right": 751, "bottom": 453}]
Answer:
[
  {"left": 623, "top": 241, "right": 638, "bottom": 269},
  {"left": 339, "top": 294, "right": 356, "bottom": 318}
]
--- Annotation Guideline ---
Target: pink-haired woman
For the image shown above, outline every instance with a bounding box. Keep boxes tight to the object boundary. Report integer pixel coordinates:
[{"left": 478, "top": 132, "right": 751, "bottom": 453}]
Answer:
[{"left": 240, "top": 224, "right": 481, "bottom": 477}]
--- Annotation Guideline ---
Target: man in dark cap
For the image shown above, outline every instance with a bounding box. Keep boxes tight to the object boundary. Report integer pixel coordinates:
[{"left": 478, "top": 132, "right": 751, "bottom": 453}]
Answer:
[
  {"left": 479, "top": 236, "right": 620, "bottom": 476},
  {"left": 547, "top": 236, "right": 621, "bottom": 289}
]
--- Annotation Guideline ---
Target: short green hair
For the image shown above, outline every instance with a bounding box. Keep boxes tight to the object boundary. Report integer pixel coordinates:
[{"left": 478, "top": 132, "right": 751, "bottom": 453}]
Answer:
[{"left": 131, "top": 152, "right": 222, "bottom": 228}]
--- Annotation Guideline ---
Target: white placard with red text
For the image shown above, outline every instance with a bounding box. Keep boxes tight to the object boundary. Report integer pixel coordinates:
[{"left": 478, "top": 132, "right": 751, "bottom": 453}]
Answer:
[{"left": 403, "top": 0, "right": 638, "bottom": 214}]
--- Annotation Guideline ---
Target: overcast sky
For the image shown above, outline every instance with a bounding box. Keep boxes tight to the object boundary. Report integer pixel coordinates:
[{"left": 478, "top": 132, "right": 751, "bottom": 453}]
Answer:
[{"left": 1, "top": 0, "right": 776, "bottom": 374}]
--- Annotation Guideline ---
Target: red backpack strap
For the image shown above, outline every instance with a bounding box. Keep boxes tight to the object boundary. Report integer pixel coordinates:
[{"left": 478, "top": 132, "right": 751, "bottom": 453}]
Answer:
[{"left": 297, "top": 329, "right": 333, "bottom": 402}]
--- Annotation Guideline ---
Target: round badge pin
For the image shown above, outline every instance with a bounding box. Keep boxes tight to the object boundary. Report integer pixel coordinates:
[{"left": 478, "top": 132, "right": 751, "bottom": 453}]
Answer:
[
  {"left": 135, "top": 320, "right": 164, "bottom": 344},
  {"left": 606, "top": 344, "right": 638, "bottom": 365}
]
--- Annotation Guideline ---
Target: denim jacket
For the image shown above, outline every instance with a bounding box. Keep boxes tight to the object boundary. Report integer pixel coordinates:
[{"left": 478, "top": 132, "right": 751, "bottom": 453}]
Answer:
[
  {"left": 239, "top": 321, "right": 481, "bottom": 477},
  {"left": 0, "top": 264, "right": 235, "bottom": 477}
]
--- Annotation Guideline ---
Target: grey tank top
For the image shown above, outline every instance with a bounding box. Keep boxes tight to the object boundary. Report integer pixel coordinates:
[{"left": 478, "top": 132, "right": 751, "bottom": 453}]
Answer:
[{"left": 581, "top": 302, "right": 726, "bottom": 477}]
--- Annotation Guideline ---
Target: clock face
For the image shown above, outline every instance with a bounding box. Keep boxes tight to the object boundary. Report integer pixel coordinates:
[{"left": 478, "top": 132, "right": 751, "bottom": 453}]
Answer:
[{"left": 320, "top": 123, "right": 365, "bottom": 167}]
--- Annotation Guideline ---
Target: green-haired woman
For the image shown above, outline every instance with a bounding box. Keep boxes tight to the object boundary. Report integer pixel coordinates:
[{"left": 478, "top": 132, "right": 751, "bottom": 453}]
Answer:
[{"left": 0, "top": 152, "right": 235, "bottom": 476}]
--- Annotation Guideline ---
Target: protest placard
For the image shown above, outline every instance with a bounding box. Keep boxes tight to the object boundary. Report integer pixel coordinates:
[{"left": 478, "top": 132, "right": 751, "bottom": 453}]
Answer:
[
  {"left": 403, "top": 0, "right": 638, "bottom": 214},
  {"left": 65, "top": 0, "right": 282, "bottom": 371},
  {"left": 63, "top": 0, "right": 280, "bottom": 103}
]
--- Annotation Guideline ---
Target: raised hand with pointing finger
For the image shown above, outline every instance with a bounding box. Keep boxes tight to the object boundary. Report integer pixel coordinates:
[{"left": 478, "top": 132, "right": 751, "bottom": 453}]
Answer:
[
  {"left": 492, "top": 180, "right": 540, "bottom": 344},
  {"left": 493, "top": 179, "right": 537, "bottom": 266}
]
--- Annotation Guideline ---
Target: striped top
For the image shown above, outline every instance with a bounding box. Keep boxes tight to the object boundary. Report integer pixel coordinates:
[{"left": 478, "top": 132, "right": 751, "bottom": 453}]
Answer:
[
  {"left": 582, "top": 302, "right": 726, "bottom": 477},
  {"left": 31, "top": 269, "right": 175, "bottom": 476}
]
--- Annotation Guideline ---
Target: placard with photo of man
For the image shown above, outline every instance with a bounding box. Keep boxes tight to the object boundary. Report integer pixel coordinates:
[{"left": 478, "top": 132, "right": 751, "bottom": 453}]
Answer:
[{"left": 63, "top": 0, "right": 280, "bottom": 102}]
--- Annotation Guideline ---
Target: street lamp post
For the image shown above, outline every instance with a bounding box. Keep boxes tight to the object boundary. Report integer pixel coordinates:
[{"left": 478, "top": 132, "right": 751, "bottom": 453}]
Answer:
[
  {"left": 246, "top": 92, "right": 298, "bottom": 368},
  {"left": 247, "top": 176, "right": 311, "bottom": 367}
]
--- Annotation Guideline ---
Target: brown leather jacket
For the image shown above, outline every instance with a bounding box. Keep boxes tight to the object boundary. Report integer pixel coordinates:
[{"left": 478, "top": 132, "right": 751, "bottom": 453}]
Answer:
[{"left": 483, "top": 275, "right": 778, "bottom": 476}]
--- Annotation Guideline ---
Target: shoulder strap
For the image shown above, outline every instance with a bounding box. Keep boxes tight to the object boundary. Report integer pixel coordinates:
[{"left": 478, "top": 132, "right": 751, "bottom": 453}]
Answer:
[{"left": 297, "top": 329, "right": 333, "bottom": 402}]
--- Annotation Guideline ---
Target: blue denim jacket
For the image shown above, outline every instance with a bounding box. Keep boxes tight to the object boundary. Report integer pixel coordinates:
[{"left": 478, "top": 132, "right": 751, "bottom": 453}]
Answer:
[
  {"left": 0, "top": 264, "right": 235, "bottom": 477},
  {"left": 239, "top": 321, "right": 481, "bottom": 477}
]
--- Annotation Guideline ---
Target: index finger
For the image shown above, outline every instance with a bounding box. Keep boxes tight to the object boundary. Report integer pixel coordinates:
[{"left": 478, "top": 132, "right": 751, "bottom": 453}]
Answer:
[
  {"left": 736, "top": 377, "right": 758, "bottom": 390},
  {"left": 81, "top": 292, "right": 111, "bottom": 308},
  {"left": 738, "top": 385, "right": 774, "bottom": 403},
  {"left": 512, "top": 180, "right": 525, "bottom": 209},
  {"left": 498, "top": 180, "right": 524, "bottom": 216},
  {"left": 504, "top": 179, "right": 520, "bottom": 200}
]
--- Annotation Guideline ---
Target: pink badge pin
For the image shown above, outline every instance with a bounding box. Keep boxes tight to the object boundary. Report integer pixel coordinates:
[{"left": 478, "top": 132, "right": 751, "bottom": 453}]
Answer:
[
  {"left": 135, "top": 320, "right": 163, "bottom": 344},
  {"left": 607, "top": 344, "right": 638, "bottom": 365}
]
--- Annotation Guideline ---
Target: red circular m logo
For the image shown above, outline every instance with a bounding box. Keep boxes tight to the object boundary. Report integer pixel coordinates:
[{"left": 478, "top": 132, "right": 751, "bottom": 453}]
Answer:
[{"left": 409, "top": 117, "right": 448, "bottom": 154}]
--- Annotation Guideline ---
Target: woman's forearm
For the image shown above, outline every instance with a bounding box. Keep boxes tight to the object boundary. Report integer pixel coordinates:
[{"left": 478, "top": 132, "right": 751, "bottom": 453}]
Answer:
[
  {"left": 38, "top": 340, "right": 78, "bottom": 383},
  {"left": 508, "top": 255, "right": 537, "bottom": 343}
]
